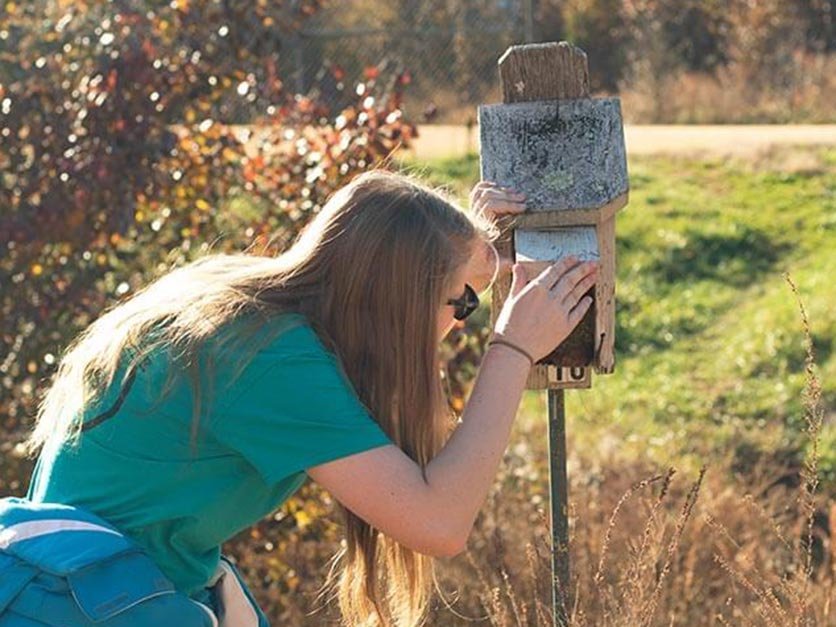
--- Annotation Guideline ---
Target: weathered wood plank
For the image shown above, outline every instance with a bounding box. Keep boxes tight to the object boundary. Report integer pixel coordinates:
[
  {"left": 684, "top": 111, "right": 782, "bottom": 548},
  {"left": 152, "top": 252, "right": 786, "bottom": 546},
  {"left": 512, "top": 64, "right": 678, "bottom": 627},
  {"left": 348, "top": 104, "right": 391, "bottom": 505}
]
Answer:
[
  {"left": 498, "top": 42, "right": 590, "bottom": 102},
  {"left": 511, "top": 192, "right": 628, "bottom": 229},
  {"left": 595, "top": 215, "right": 616, "bottom": 373},
  {"left": 515, "top": 226, "right": 600, "bottom": 266},
  {"left": 479, "top": 99, "right": 628, "bottom": 212},
  {"left": 547, "top": 364, "right": 591, "bottom": 389}
]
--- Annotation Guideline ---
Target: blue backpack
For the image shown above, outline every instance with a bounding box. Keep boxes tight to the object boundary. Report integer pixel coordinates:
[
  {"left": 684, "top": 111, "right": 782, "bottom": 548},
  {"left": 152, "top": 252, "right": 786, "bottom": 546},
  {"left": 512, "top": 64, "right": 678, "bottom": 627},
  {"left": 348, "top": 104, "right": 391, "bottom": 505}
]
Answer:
[{"left": 0, "top": 497, "right": 225, "bottom": 626}]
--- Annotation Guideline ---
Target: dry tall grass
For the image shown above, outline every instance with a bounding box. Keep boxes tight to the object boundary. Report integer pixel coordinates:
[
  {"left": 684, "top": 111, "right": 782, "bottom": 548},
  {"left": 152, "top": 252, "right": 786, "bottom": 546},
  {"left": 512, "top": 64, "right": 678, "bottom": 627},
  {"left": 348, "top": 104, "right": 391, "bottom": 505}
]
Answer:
[
  {"left": 619, "top": 54, "right": 836, "bottom": 124},
  {"left": 400, "top": 53, "right": 836, "bottom": 126},
  {"left": 430, "top": 278, "right": 833, "bottom": 626}
]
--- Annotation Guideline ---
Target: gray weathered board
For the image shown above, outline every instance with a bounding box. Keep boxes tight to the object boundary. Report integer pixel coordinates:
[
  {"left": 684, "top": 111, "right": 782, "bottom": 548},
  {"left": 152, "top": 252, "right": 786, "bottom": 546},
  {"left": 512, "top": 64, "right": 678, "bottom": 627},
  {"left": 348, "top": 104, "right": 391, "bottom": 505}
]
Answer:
[
  {"left": 515, "top": 227, "right": 599, "bottom": 267},
  {"left": 479, "top": 99, "right": 628, "bottom": 212}
]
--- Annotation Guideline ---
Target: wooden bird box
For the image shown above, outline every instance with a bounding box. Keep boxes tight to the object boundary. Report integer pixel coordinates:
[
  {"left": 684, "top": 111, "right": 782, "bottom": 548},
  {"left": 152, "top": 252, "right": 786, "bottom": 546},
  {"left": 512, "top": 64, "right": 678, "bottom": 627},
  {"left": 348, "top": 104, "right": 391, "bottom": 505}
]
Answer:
[{"left": 479, "top": 42, "right": 629, "bottom": 389}]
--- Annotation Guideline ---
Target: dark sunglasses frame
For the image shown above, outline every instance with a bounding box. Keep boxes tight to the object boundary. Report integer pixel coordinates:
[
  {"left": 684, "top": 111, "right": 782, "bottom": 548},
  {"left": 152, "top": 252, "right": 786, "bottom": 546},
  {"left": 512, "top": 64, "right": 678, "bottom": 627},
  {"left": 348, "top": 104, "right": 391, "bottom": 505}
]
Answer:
[{"left": 447, "top": 283, "right": 480, "bottom": 321}]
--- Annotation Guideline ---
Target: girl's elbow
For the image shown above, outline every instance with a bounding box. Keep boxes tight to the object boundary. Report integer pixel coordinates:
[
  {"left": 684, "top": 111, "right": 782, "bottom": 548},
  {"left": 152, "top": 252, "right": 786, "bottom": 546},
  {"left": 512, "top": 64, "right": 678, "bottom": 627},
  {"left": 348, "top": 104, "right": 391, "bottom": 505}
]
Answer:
[
  {"left": 437, "top": 539, "right": 467, "bottom": 558},
  {"left": 431, "top": 526, "right": 469, "bottom": 558}
]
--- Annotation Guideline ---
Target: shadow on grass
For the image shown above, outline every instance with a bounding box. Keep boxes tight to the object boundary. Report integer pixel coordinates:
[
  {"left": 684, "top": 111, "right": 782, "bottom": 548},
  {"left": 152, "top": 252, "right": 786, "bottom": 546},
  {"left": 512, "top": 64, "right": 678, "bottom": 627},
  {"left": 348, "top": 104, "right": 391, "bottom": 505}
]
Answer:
[
  {"left": 647, "top": 225, "right": 791, "bottom": 287},
  {"left": 614, "top": 225, "right": 792, "bottom": 356},
  {"left": 614, "top": 300, "right": 716, "bottom": 355}
]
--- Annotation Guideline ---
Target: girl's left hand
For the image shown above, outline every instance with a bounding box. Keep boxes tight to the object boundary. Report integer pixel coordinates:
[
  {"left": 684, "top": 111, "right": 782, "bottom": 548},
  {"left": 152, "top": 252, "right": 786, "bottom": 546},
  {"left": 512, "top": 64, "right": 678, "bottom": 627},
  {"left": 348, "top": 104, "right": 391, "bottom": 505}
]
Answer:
[{"left": 469, "top": 181, "right": 527, "bottom": 222}]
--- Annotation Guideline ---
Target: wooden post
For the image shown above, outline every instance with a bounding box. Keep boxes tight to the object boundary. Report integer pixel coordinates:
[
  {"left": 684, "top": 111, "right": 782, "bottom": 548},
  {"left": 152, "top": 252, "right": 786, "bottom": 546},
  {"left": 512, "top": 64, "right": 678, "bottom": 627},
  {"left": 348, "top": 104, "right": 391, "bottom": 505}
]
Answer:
[{"left": 480, "top": 41, "right": 629, "bottom": 626}]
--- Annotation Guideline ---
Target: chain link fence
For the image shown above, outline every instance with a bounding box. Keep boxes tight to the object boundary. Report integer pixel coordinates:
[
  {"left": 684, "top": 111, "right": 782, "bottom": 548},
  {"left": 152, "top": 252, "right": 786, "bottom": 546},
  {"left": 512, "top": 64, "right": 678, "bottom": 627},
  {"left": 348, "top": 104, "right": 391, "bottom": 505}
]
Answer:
[{"left": 280, "top": 0, "right": 537, "bottom": 124}]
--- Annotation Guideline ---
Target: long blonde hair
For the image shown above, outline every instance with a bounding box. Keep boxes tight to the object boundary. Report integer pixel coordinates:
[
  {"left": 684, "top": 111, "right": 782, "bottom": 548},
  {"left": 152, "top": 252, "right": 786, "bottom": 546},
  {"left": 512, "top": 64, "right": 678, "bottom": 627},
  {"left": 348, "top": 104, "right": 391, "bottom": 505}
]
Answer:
[{"left": 27, "top": 169, "right": 498, "bottom": 626}]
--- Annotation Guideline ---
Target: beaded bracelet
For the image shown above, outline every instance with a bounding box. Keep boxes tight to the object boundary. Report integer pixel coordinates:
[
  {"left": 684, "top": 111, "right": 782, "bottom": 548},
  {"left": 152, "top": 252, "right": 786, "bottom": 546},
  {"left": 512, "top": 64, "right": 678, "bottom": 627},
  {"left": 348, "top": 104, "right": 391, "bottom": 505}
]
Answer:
[{"left": 487, "top": 338, "right": 535, "bottom": 367}]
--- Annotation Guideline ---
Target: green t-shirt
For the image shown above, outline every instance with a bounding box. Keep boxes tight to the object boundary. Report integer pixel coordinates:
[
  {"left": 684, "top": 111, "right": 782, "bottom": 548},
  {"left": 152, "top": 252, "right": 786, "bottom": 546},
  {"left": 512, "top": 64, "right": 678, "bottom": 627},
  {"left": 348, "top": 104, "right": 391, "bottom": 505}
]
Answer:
[{"left": 26, "top": 312, "right": 393, "bottom": 595}]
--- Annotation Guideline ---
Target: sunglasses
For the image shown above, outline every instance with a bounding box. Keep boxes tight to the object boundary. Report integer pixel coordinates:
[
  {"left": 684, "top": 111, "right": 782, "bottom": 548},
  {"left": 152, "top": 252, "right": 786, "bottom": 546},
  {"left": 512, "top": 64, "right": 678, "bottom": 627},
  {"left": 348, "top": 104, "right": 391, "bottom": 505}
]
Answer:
[
  {"left": 445, "top": 242, "right": 501, "bottom": 321},
  {"left": 446, "top": 283, "right": 480, "bottom": 321}
]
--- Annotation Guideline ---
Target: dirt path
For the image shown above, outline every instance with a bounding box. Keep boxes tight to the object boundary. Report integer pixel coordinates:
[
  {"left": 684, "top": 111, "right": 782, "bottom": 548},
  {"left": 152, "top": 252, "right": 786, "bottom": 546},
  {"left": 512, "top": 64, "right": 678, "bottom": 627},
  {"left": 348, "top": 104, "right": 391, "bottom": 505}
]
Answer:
[{"left": 408, "top": 124, "right": 836, "bottom": 160}]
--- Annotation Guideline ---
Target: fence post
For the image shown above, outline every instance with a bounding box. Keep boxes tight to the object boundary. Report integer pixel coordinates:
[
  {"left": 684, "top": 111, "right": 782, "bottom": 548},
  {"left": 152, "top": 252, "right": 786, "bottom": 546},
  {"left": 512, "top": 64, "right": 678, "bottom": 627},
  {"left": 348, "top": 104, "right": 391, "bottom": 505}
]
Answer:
[
  {"left": 523, "top": 0, "right": 537, "bottom": 43},
  {"left": 292, "top": 34, "right": 306, "bottom": 94}
]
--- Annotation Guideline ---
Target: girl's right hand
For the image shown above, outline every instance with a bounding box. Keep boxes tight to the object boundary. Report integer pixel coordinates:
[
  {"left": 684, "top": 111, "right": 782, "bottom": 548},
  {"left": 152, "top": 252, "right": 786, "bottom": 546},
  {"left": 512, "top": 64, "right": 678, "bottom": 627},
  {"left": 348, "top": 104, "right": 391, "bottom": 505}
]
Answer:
[{"left": 492, "top": 256, "right": 597, "bottom": 362}]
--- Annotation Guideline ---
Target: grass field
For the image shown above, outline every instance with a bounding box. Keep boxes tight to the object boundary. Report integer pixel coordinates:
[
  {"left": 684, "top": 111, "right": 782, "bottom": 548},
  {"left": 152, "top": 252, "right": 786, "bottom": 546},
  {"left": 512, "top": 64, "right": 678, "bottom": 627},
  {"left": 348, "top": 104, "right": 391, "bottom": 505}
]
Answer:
[{"left": 405, "top": 147, "right": 836, "bottom": 487}]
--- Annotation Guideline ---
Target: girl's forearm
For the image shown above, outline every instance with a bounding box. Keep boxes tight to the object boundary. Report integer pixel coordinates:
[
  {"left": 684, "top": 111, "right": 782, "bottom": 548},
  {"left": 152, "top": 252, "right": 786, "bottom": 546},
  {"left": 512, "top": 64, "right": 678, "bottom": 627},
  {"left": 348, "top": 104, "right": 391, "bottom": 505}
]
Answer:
[{"left": 423, "top": 343, "right": 531, "bottom": 548}]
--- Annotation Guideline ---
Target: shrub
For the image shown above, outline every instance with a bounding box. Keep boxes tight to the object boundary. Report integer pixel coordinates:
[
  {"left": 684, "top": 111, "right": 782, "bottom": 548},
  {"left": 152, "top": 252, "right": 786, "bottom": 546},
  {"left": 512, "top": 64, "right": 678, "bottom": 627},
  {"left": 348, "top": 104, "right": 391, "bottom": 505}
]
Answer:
[{"left": 1, "top": 2, "right": 422, "bottom": 619}]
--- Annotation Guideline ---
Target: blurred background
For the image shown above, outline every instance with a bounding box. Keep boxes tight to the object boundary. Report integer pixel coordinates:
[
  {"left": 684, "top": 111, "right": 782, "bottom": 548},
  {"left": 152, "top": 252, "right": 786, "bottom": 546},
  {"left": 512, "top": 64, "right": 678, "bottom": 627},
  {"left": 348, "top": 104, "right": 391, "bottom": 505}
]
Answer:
[
  {"left": 289, "top": 0, "right": 836, "bottom": 124},
  {"left": 1, "top": 1, "right": 834, "bottom": 625}
]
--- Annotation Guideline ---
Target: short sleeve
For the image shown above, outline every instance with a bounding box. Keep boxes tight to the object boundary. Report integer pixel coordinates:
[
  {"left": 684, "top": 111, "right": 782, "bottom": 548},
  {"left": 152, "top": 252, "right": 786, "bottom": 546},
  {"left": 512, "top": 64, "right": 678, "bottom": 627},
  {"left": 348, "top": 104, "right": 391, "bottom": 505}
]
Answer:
[{"left": 208, "top": 320, "right": 394, "bottom": 484}]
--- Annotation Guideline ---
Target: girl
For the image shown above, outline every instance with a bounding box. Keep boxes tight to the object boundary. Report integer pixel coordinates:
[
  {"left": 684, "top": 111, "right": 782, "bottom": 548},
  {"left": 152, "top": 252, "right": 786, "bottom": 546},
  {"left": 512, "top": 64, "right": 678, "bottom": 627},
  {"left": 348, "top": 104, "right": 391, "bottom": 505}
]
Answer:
[{"left": 0, "top": 171, "right": 596, "bottom": 627}]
